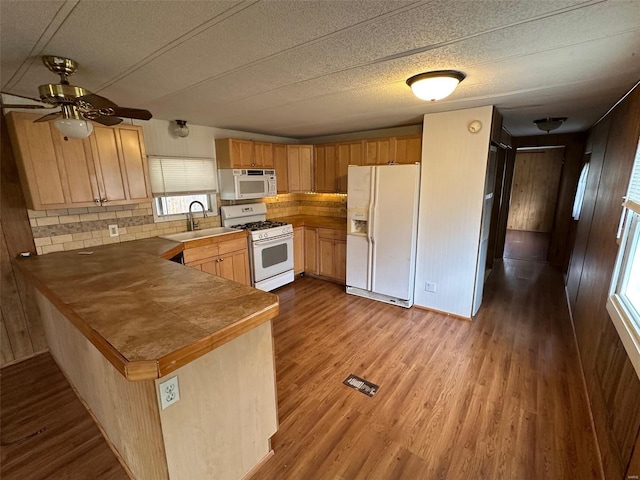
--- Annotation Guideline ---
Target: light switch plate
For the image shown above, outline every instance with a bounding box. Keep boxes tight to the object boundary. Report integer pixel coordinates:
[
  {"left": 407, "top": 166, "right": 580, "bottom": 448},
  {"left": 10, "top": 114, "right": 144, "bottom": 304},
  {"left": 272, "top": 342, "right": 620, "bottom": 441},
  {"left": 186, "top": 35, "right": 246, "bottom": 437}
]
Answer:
[{"left": 159, "top": 376, "right": 180, "bottom": 409}]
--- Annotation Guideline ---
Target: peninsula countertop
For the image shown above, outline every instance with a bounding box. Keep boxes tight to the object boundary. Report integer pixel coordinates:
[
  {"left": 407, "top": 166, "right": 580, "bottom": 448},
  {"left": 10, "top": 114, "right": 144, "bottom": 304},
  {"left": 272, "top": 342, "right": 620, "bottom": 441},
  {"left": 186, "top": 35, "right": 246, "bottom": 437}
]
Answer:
[
  {"left": 270, "top": 215, "right": 347, "bottom": 231},
  {"left": 16, "top": 236, "right": 279, "bottom": 381}
]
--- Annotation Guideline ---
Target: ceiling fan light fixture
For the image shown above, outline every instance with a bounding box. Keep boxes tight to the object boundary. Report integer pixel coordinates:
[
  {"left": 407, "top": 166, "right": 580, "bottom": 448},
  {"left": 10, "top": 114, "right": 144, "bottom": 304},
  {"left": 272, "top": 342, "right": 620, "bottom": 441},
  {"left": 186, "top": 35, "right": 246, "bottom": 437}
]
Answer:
[
  {"left": 54, "top": 104, "right": 93, "bottom": 139},
  {"left": 533, "top": 117, "right": 567, "bottom": 133},
  {"left": 406, "top": 70, "right": 466, "bottom": 101},
  {"left": 174, "top": 119, "right": 189, "bottom": 138}
]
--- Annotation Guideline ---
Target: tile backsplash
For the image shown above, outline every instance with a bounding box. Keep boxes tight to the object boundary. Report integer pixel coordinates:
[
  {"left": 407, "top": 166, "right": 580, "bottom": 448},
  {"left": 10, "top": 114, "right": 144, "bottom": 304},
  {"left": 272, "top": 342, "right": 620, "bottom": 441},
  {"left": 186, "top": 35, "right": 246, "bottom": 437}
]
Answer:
[{"left": 30, "top": 193, "right": 346, "bottom": 255}]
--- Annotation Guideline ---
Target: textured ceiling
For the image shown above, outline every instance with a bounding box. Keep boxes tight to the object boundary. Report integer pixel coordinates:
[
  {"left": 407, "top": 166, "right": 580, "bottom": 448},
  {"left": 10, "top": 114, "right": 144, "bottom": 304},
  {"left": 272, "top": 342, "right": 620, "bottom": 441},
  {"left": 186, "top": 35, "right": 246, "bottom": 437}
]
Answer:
[{"left": 1, "top": 0, "right": 639, "bottom": 139}]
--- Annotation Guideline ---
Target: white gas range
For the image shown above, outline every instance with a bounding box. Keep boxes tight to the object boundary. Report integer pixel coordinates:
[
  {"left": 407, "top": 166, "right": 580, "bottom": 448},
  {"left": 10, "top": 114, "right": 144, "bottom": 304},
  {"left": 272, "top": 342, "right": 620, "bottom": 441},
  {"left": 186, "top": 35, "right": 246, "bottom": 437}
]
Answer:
[{"left": 221, "top": 203, "right": 294, "bottom": 292}]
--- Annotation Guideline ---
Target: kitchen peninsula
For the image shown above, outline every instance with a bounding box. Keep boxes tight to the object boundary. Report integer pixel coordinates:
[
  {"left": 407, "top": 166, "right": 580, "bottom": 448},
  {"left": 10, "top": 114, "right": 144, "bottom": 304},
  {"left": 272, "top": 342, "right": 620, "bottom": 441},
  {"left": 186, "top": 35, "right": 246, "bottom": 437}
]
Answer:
[{"left": 15, "top": 236, "right": 280, "bottom": 480}]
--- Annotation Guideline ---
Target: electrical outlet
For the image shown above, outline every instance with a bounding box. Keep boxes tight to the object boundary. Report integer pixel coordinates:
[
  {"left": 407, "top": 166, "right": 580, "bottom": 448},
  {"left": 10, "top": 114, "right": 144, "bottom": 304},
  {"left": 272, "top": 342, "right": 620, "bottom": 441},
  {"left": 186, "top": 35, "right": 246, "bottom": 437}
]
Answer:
[
  {"left": 159, "top": 376, "right": 180, "bottom": 409},
  {"left": 108, "top": 224, "right": 119, "bottom": 237},
  {"left": 425, "top": 282, "right": 437, "bottom": 293}
]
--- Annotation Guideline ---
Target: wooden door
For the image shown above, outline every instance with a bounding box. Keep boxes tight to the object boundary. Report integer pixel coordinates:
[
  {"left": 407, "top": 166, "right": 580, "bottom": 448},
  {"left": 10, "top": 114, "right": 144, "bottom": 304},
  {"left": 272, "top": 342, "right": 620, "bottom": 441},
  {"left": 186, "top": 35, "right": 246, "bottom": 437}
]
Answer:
[
  {"left": 90, "top": 126, "right": 127, "bottom": 204},
  {"left": 507, "top": 148, "right": 564, "bottom": 232},
  {"left": 287, "top": 146, "right": 301, "bottom": 192},
  {"left": 318, "top": 236, "right": 335, "bottom": 278},
  {"left": 273, "top": 144, "right": 288, "bottom": 193},
  {"left": 336, "top": 141, "right": 363, "bottom": 193},
  {"left": 395, "top": 134, "right": 422, "bottom": 164},
  {"left": 304, "top": 227, "right": 318, "bottom": 274},
  {"left": 232, "top": 139, "right": 254, "bottom": 168},
  {"left": 314, "top": 144, "right": 337, "bottom": 193},
  {"left": 293, "top": 226, "right": 304, "bottom": 274},
  {"left": 298, "top": 145, "right": 313, "bottom": 192},
  {"left": 334, "top": 239, "right": 346, "bottom": 283},
  {"left": 253, "top": 142, "right": 274, "bottom": 168},
  {"left": 116, "top": 126, "right": 151, "bottom": 202},
  {"left": 51, "top": 132, "right": 100, "bottom": 206}
]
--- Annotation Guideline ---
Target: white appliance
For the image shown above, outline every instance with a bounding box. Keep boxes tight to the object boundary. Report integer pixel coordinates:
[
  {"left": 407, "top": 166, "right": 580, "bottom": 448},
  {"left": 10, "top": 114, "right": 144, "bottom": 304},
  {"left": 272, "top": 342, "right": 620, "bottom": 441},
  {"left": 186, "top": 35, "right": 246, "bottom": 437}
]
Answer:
[
  {"left": 346, "top": 163, "right": 420, "bottom": 308},
  {"left": 218, "top": 169, "right": 277, "bottom": 200},
  {"left": 221, "top": 203, "right": 294, "bottom": 291}
]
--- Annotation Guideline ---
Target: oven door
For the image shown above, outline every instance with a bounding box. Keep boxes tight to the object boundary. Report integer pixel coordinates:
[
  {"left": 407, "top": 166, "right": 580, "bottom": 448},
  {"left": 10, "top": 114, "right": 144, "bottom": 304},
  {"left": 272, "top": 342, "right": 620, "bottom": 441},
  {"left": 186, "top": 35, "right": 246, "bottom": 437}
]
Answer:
[{"left": 252, "top": 234, "right": 294, "bottom": 283}]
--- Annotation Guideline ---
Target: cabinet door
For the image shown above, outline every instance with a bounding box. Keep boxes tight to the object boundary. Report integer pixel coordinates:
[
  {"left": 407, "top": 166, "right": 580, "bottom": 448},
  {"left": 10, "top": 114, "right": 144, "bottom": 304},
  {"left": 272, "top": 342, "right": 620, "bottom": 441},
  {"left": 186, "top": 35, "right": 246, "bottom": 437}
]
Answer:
[
  {"left": 216, "top": 249, "right": 250, "bottom": 285},
  {"left": 273, "top": 144, "right": 288, "bottom": 193},
  {"left": 395, "top": 134, "right": 422, "bottom": 164},
  {"left": 318, "top": 236, "right": 335, "bottom": 278},
  {"left": 304, "top": 227, "right": 318, "bottom": 274},
  {"left": 334, "top": 239, "right": 347, "bottom": 283},
  {"left": 199, "top": 258, "right": 219, "bottom": 275},
  {"left": 116, "top": 126, "right": 152, "bottom": 202},
  {"left": 315, "top": 144, "right": 337, "bottom": 193},
  {"left": 336, "top": 141, "right": 363, "bottom": 194},
  {"left": 7, "top": 112, "right": 104, "bottom": 209},
  {"left": 293, "top": 226, "right": 304, "bottom": 275},
  {"left": 233, "top": 139, "right": 254, "bottom": 168},
  {"left": 297, "top": 145, "right": 313, "bottom": 192},
  {"left": 364, "top": 138, "right": 395, "bottom": 165},
  {"left": 254, "top": 142, "right": 274, "bottom": 168},
  {"left": 91, "top": 126, "right": 127, "bottom": 203},
  {"left": 287, "top": 146, "right": 301, "bottom": 192}
]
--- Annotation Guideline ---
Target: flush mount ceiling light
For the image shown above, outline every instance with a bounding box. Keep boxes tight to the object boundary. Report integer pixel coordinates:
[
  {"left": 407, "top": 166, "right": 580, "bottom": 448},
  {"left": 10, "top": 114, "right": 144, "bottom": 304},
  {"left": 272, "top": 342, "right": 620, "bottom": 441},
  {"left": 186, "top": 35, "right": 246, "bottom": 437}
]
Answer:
[
  {"left": 406, "top": 70, "right": 466, "bottom": 101},
  {"left": 533, "top": 117, "right": 567, "bottom": 133},
  {"left": 54, "top": 104, "right": 93, "bottom": 139},
  {"left": 173, "top": 119, "right": 189, "bottom": 138}
]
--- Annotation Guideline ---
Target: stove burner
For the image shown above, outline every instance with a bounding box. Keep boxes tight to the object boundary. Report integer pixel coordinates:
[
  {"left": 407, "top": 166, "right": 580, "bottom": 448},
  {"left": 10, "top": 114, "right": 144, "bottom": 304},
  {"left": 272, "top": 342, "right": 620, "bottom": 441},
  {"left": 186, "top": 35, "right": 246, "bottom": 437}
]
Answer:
[{"left": 231, "top": 220, "right": 288, "bottom": 231}]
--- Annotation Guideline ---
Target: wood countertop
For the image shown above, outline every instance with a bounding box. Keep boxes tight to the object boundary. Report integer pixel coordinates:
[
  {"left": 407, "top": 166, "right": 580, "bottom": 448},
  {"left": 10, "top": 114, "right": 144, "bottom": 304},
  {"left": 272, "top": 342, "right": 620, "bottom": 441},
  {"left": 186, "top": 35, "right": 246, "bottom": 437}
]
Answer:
[
  {"left": 16, "top": 236, "right": 279, "bottom": 381},
  {"left": 271, "top": 215, "right": 347, "bottom": 231}
]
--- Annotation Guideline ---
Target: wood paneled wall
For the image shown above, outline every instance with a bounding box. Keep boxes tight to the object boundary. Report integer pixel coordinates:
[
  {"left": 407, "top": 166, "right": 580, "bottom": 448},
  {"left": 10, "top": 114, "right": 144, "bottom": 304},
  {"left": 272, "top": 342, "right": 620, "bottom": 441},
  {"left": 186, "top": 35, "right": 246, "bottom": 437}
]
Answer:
[
  {"left": 565, "top": 84, "right": 640, "bottom": 479},
  {"left": 0, "top": 113, "right": 45, "bottom": 367},
  {"left": 511, "top": 132, "right": 587, "bottom": 270}
]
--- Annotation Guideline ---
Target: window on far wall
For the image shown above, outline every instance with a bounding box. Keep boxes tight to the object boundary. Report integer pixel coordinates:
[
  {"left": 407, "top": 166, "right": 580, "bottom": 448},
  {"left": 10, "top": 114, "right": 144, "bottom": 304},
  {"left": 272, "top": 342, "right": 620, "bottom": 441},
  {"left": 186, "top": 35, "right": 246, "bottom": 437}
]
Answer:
[
  {"left": 607, "top": 136, "right": 640, "bottom": 379},
  {"left": 153, "top": 194, "right": 215, "bottom": 219}
]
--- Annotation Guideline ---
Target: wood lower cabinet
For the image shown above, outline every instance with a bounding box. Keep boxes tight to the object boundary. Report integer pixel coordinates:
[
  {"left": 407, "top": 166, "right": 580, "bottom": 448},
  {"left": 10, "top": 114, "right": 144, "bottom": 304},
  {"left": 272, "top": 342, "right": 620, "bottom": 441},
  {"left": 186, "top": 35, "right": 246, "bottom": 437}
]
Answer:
[
  {"left": 273, "top": 144, "right": 289, "bottom": 193},
  {"left": 287, "top": 145, "right": 313, "bottom": 192},
  {"left": 183, "top": 235, "right": 250, "bottom": 286},
  {"left": 317, "top": 228, "right": 346, "bottom": 283},
  {"left": 304, "top": 226, "right": 318, "bottom": 275},
  {"left": 6, "top": 112, "right": 151, "bottom": 210},
  {"left": 293, "top": 226, "right": 304, "bottom": 275}
]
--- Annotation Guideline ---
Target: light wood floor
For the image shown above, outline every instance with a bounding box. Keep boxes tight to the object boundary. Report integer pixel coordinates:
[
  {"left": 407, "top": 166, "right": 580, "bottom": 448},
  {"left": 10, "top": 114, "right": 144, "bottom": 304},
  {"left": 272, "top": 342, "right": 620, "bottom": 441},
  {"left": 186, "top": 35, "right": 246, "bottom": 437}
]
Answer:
[
  {"left": 255, "top": 259, "right": 601, "bottom": 479},
  {"left": 0, "top": 352, "right": 129, "bottom": 480},
  {"left": 504, "top": 229, "right": 550, "bottom": 263},
  {"left": 1, "top": 258, "right": 601, "bottom": 479}
]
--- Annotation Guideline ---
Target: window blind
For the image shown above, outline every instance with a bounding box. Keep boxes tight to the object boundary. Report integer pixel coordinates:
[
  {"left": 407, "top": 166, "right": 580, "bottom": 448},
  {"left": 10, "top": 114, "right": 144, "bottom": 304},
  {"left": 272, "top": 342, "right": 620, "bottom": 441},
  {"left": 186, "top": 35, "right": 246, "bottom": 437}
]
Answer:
[
  {"left": 148, "top": 156, "right": 217, "bottom": 196},
  {"left": 625, "top": 137, "right": 640, "bottom": 214}
]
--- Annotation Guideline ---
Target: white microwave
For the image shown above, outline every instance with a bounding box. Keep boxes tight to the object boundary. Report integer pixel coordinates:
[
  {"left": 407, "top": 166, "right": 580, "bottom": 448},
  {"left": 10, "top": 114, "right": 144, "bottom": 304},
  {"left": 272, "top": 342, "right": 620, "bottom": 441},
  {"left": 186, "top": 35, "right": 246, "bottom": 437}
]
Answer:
[{"left": 218, "top": 169, "right": 277, "bottom": 200}]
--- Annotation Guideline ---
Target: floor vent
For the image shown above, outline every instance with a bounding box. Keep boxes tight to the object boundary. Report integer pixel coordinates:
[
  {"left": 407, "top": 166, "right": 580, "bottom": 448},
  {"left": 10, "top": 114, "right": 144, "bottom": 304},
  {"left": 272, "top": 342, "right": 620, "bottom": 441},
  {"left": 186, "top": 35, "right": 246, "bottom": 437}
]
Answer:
[{"left": 343, "top": 374, "right": 379, "bottom": 397}]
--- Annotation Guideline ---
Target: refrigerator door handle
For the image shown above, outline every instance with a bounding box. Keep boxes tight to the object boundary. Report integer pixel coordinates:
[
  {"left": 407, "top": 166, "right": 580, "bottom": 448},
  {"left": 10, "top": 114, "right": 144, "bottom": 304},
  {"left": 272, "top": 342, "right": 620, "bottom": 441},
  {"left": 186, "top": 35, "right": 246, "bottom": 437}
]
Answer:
[{"left": 368, "top": 167, "right": 378, "bottom": 291}]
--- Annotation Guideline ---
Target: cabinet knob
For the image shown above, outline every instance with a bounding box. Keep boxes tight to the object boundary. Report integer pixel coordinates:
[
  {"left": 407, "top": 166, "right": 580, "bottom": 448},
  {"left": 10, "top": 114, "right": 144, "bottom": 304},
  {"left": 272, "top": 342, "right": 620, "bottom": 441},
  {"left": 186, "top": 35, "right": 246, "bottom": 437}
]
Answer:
[
  {"left": 101, "top": 198, "right": 108, "bottom": 204},
  {"left": 94, "top": 198, "right": 101, "bottom": 205},
  {"left": 220, "top": 257, "right": 224, "bottom": 262}
]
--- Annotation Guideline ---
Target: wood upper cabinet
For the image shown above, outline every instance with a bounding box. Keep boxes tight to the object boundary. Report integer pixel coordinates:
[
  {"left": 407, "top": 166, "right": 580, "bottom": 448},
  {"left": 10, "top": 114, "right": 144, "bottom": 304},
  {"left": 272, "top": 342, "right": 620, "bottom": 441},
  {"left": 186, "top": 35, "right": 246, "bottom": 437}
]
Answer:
[
  {"left": 253, "top": 142, "right": 274, "bottom": 168},
  {"left": 364, "top": 137, "right": 395, "bottom": 165},
  {"left": 273, "top": 144, "right": 288, "bottom": 193},
  {"left": 293, "top": 226, "right": 304, "bottom": 275},
  {"left": 287, "top": 145, "right": 313, "bottom": 193},
  {"left": 183, "top": 236, "right": 250, "bottom": 286},
  {"left": 314, "top": 144, "right": 337, "bottom": 193},
  {"left": 394, "top": 134, "right": 422, "bottom": 164},
  {"left": 336, "top": 141, "right": 363, "bottom": 193},
  {"left": 6, "top": 112, "right": 151, "bottom": 210},
  {"left": 215, "top": 138, "right": 254, "bottom": 169}
]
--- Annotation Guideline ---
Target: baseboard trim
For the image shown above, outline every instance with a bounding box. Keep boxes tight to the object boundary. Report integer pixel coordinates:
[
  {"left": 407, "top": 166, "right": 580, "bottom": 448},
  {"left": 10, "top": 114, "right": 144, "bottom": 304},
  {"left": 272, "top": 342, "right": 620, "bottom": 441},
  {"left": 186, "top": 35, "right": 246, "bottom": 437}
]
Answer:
[
  {"left": 242, "top": 448, "right": 274, "bottom": 480},
  {"left": 412, "top": 303, "right": 471, "bottom": 321},
  {"left": 0, "top": 349, "right": 49, "bottom": 369}
]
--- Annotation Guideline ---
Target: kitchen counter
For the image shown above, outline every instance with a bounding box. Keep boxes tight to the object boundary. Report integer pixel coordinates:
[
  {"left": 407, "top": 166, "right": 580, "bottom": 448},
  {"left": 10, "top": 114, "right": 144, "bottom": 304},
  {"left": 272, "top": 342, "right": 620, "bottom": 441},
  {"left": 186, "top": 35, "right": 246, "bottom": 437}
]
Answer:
[
  {"left": 16, "top": 235, "right": 279, "bottom": 381},
  {"left": 271, "top": 214, "right": 347, "bottom": 231}
]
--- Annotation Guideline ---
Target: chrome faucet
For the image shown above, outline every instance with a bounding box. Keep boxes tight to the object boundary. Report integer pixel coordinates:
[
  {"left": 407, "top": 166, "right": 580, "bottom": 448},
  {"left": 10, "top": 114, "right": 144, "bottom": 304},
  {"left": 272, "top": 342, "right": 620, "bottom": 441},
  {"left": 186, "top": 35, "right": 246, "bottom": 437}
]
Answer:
[{"left": 187, "top": 201, "right": 207, "bottom": 231}]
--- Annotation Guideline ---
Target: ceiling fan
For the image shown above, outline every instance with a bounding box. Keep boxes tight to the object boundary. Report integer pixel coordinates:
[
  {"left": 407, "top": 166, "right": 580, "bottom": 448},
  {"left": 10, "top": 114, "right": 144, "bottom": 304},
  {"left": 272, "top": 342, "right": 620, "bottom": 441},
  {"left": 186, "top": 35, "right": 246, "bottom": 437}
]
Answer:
[{"left": 2, "top": 55, "right": 152, "bottom": 138}]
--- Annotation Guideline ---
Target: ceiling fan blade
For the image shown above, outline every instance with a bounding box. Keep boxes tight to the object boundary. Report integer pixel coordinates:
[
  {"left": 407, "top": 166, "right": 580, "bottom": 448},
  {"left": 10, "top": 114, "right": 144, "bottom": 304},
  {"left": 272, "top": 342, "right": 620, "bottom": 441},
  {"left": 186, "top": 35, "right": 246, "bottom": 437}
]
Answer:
[
  {"left": 110, "top": 107, "right": 152, "bottom": 121},
  {"left": 2, "top": 104, "right": 57, "bottom": 109},
  {"left": 90, "top": 115, "right": 122, "bottom": 126},
  {"left": 34, "top": 112, "right": 63, "bottom": 123},
  {"left": 76, "top": 93, "right": 118, "bottom": 110}
]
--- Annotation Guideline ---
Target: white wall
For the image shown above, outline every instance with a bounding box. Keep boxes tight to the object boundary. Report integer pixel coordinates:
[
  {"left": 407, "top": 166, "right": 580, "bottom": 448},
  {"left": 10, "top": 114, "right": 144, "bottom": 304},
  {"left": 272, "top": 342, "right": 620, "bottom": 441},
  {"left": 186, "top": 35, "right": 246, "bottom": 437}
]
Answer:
[
  {"left": 133, "top": 118, "right": 296, "bottom": 158},
  {"left": 413, "top": 106, "right": 493, "bottom": 318}
]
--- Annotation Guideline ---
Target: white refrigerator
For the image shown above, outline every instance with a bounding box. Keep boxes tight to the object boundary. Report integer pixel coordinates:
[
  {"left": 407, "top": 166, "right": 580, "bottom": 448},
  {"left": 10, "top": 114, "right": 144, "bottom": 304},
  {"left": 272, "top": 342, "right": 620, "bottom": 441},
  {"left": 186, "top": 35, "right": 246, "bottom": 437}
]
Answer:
[{"left": 346, "top": 163, "right": 420, "bottom": 308}]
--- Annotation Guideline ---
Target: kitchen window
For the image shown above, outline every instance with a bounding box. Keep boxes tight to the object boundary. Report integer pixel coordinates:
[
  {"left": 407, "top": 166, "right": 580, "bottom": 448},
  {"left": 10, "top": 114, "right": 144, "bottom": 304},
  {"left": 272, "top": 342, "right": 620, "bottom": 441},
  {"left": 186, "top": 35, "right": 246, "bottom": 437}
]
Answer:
[
  {"left": 607, "top": 136, "right": 640, "bottom": 379},
  {"left": 148, "top": 156, "right": 218, "bottom": 222}
]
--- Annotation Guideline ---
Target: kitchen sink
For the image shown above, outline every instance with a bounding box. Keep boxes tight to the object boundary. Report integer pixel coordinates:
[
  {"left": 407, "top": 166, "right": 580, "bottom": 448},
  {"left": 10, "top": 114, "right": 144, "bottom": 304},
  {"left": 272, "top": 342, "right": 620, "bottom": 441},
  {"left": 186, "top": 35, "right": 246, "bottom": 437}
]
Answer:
[{"left": 160, "top": 227, "right": 241, "bottom": 243}]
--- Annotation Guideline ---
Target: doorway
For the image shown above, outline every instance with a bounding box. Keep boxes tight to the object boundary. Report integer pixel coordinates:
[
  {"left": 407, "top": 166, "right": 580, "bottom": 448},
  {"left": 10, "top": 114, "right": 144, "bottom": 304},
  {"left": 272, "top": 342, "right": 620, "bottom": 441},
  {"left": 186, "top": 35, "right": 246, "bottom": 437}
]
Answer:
[{"left": 504, "top": 147, "right": 565, "bottom": 262}]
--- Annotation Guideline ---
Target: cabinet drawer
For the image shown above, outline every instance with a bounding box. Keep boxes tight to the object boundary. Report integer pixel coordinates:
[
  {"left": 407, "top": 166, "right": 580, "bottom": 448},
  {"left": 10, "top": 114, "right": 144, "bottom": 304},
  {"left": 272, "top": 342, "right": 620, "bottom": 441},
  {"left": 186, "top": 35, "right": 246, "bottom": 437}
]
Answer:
[
  {"left": 317, "top": 228, "right": 346, "bottom": 241},
  {"left": 218, "top": 237, "right": 248, "bottom": 255},
  {"left": 183, "top": 244, "right": 220, "bottom": 264}
]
